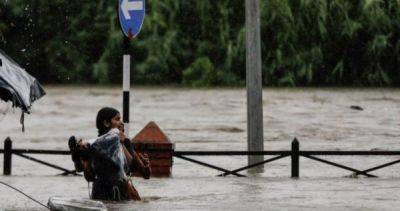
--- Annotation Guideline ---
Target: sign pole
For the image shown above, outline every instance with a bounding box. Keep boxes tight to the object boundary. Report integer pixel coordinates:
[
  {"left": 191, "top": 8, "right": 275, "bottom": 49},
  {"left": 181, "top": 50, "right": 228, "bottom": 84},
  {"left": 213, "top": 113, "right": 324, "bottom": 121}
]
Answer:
[
  {"left": 123, "top": 37, "right": 130, "bottom": 137},
  {"left": 246, "top": 0, "right": 264, "bottom": 173},
  {"left": 118, "top": 0, "right": 145, "bottom": 137}
]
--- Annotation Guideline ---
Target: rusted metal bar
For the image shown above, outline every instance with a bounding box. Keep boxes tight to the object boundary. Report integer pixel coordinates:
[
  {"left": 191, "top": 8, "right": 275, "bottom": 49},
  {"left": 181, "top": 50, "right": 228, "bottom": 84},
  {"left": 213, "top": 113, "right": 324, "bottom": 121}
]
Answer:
[
  {"left": 14, "top": 153, "right": 75, "bottom": 175},
  {"left": 303, "top": 155, "right": 377, "bottom": 177},
  {"left": 291, "top": 138, "right": 299, "bottom": 178},
  {"left": 174, "top": 154, "right": 245, "bottom": 177},
  {"left": 218, "top": 154, "right": 288, "bottom": 177},
  {"left": 357, "top": 159, "right": 400, "bottom": 176},
  {"left": 3, "top": 137, "right": 12, "bottom": 175}
]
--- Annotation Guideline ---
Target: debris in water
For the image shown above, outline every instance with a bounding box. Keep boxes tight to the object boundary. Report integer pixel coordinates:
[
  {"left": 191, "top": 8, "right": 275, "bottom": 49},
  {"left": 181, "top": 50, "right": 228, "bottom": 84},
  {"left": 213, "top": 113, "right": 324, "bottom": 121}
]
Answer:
[
  {"left": 48, "top": 197, "right": 107, "bottom": 211},
  {"left": 350, "top": 105, "right": 363, "bottom": 111},
  {"left": 216, "top": 127, "right": 244, "bottom": 133}
]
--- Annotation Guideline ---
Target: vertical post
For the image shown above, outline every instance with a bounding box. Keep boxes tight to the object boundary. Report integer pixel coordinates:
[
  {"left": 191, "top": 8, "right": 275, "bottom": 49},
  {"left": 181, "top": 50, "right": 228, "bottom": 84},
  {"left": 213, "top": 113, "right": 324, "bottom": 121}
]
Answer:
[
  {"left": 4, "top": 137, "right": 12, "bottom": 175},
  {"left": 123, "top": 37, "right": 131, "bottom": 137},
  {"left": 291, "top": 138, "right": 299, "bottom": 178},
  {"left": 246, "top": 0, "right": 264, "bottom": 172}
]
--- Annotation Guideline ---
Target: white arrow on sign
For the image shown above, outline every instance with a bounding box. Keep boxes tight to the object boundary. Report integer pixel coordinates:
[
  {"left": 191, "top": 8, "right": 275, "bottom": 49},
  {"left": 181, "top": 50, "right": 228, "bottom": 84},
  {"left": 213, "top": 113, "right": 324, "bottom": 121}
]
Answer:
[{"left": 121, "top": 0, "right": 144, "bottom": 20}]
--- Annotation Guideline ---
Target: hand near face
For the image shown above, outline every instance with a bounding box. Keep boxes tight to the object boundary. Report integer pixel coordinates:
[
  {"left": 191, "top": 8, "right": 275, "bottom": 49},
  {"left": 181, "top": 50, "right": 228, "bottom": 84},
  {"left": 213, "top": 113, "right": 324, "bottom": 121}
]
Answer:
[{"left": 119, "top": 130, "right": 127, "bottom": 142}]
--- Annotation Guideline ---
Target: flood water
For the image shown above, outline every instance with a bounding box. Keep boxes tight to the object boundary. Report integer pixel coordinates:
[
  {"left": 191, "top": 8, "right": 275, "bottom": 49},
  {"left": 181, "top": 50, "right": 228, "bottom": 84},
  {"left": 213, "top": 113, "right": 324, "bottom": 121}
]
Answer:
[{"left": 1, "top": 86, "right": 400, "bottom": 210}]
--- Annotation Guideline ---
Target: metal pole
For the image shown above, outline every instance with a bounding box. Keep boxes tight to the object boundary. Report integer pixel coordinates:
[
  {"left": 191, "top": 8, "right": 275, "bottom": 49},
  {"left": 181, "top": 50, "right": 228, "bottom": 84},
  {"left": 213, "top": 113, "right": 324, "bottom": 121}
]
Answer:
[
  {"left": 218, "top": 154, "right": 288, "bottom": 177},
  {"left": 246, "top": 0, "right": 264, "bottom": 172},
  {"left": 13, "top": 153, "right": 75, "bottom": 175},
  {"left": 303, "top": 155, "right": 377, "bottom": 177},
  {"left": 174, "top": 154, "right": 245, "bottom": 177},
  {"left": 291, "top": 138, "right": 299, "bottom": 178},
  {"left": 123, "top": 36, "right": 131, "bottom": 137},
  {"left": 4, "top": 137, "right": 12, "bottom": 175}
]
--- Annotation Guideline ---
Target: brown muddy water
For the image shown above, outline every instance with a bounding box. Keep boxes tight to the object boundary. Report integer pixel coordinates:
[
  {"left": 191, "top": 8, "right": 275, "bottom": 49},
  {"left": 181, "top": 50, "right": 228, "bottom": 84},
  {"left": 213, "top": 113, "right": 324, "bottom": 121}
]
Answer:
[{"left": 1, "top": 86, "right": 400, "bottom": 210}]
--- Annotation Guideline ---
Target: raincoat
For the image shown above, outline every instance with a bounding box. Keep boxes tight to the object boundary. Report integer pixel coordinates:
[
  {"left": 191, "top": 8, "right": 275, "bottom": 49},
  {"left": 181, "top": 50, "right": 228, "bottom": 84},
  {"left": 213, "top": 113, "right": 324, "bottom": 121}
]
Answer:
[{"left": 89, "top": 129, "right": 132, "bottom": 200}]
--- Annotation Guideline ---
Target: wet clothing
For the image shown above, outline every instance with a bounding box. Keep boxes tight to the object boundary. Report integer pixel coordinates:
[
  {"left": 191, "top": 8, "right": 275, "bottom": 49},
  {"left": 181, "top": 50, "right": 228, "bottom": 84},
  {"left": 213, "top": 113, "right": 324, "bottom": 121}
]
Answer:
[
  {"left": 90, "top": 130, "right": 128, "bottom": 179},
  {"left": 92, "top": 178, "right": 131, "bottom": 201},
  {"left": 88, "top": 129, "right": 131, "bottom": 200},
  {"left": 74, "top": 128, "right": 148, "bottom": 201}
]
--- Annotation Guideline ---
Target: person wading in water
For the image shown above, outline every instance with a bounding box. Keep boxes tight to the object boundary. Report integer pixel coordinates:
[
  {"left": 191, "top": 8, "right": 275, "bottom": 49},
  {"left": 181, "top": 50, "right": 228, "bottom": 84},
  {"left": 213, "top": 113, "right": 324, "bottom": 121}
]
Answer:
[{"left": 68, "top": 107, "right": 151, "bottom": 201}]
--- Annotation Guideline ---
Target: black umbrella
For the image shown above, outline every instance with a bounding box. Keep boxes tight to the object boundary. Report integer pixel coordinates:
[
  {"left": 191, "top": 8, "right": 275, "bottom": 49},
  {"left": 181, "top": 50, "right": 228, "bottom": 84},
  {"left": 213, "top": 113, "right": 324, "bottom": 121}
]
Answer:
[{"left": 0, "top": 49, "right": 46, "bottom": 131}]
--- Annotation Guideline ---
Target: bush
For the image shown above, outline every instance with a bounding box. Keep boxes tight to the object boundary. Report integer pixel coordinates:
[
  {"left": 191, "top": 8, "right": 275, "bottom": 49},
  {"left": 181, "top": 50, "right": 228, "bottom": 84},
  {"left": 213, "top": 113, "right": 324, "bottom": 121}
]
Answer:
[
  {"left": 183, "top": 57, "right": 216, "bottom": 87},
  {"left": 1, "top": 0, "right": 400, "bottom": 86}
]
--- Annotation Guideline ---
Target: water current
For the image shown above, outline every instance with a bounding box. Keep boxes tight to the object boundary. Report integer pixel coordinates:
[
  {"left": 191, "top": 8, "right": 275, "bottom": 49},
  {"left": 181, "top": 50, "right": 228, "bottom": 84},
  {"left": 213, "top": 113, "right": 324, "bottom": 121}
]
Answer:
[{"left": 0, "top": 87, "right": 399, "bottom": 210}]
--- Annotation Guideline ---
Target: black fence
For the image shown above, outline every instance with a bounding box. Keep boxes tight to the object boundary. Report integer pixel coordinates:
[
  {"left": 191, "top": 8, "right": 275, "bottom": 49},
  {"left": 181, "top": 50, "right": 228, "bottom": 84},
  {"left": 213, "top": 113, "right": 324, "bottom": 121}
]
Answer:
[{"left": 2, "top": 137, "right": 400, "bottom": 177}]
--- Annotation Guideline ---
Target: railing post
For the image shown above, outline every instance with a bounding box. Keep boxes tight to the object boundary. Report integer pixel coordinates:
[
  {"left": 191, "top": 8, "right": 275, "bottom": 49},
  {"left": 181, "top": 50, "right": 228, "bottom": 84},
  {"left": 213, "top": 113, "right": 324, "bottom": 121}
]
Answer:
[
  {"left": 291, "top": 138, "right": 299, "bottom": 178},
  {"left": 4, "top": 137, "right": 12, "bottom": 175}
]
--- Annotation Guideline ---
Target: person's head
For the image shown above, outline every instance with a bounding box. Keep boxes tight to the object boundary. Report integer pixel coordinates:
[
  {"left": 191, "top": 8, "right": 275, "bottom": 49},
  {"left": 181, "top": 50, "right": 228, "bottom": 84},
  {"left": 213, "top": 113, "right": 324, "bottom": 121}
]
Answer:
[{"left": 96, "top": 107, "right": 123, "bottom": 136}]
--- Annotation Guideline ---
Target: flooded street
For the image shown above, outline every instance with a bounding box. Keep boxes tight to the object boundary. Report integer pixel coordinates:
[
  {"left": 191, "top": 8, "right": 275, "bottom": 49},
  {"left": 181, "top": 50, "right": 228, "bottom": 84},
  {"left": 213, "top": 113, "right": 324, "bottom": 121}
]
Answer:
[{"left": 1, "top": 86, "right": 400, "bottom": 210}]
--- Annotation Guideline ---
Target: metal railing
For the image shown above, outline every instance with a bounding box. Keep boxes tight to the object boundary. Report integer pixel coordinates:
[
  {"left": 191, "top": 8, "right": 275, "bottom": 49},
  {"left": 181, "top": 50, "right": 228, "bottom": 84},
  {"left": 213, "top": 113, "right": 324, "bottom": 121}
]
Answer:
[{"left": 2, "top": 137, "right": 400, "bottom": 177}]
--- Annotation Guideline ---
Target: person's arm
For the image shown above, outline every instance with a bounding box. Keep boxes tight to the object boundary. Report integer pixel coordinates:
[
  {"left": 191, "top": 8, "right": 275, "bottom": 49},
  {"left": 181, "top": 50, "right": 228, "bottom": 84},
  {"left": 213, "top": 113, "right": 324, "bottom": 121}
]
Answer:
[
  {"left": 119, "top": 130, "right": 134, "bottom": 165},
  {"left": 119, "top": 130, "right": 151, "bottom": 179},
  {"left": 82, "top": 160, "right": 95, "bottom": 182},
  {"left": 126, "top": 180, "right": 141, "bottom": 201},
  {"left": 122, "top": 139, "right": 151, "bottom": 179},
  {"left": 121, "top": 142, "right": 133, "bottom": 164},
  {"left": 131, "top": 151, "right": 151, "bottom": 179}
]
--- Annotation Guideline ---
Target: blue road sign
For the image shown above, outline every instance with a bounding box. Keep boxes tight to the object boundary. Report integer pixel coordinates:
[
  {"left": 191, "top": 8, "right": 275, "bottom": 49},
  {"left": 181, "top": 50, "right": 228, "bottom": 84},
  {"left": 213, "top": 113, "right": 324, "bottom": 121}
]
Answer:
[{"left": 118, "top": 0, "right": 145, "bottom": 38}]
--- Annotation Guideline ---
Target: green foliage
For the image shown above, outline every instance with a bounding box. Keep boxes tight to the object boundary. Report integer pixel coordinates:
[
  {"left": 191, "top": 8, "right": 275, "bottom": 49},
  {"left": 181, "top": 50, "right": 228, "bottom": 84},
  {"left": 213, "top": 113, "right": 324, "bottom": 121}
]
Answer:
[
  {"left": 261, "top": 0, "right": 400, "bottom": 86},
  {"left": 0, "top": 0, "right": 400, "bottom": 86},
  {"left": 183, "top": 57, "right": 216, "bottom": 87}
]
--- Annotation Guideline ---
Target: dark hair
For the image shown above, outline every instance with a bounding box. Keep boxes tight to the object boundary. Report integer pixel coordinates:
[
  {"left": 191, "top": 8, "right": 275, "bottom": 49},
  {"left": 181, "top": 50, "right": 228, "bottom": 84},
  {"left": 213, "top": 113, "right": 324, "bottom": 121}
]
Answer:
[{"left": 96, "top": 107, "right": 120, "bottom": 136}]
